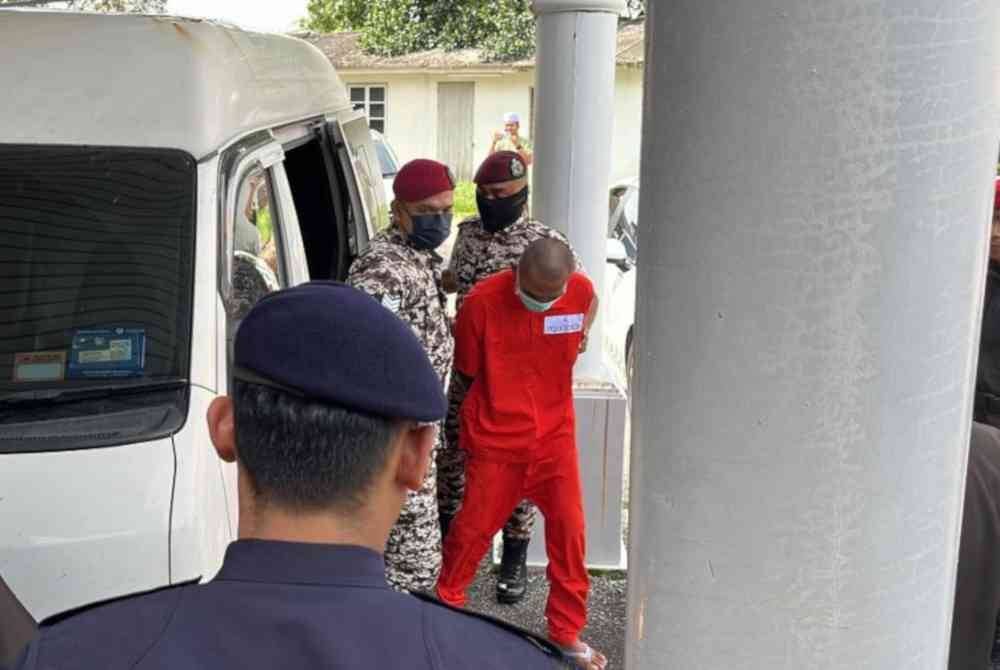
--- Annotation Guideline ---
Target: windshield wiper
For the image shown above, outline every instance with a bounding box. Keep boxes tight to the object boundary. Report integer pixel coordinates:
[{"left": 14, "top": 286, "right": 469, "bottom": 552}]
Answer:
[{"left": 0, "top": 379, "right": 188, "bottom": 407}]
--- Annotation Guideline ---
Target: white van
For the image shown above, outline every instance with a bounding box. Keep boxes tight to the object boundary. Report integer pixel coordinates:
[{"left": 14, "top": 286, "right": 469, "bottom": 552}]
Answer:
[{"left": 0, "top": 11, "right": 388, "bottom": 620}]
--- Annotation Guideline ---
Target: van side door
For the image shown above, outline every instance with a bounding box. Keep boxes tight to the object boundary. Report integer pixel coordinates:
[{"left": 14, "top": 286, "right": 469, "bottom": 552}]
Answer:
[{"left": 325, "top": 111, "right": 389, "bottom": 247}]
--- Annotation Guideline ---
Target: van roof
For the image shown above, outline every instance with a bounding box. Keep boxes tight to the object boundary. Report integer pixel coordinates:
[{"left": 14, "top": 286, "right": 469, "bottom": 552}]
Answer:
[{"left": 0, "top": 11, "right": 352, "bottom": 157}]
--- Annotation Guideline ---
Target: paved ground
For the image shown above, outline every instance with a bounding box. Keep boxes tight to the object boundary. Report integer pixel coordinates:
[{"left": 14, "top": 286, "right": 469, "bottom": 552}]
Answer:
[{"left": 465, "top": 557, "right": 628, "bottom": 668}]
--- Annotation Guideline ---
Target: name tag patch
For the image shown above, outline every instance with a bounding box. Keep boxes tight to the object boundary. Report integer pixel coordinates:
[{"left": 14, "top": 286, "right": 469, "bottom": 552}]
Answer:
[{"left": 544, "top": 314, "right": 584, "bottom": 335}]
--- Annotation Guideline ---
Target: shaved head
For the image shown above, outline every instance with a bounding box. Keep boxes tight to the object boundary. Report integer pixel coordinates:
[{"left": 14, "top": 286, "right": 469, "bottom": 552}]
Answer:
[
  {"left": 519, "top": 238, "right": 574, "bottom": 283},
  {"left": 516, "top": 238, "right": 574, "bottom": 305}
]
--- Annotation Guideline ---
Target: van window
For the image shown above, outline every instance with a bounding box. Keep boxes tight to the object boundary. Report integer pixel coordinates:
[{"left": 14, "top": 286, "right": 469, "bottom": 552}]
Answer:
[
  {"left": 0, "top": 145, "right": 195, "bottom": 453},
  {"left": 229, "top": 166, "right": 285, "bottom": 321},
  {"left": 340, "top": 117, "right": 389, "bottom": 232}
]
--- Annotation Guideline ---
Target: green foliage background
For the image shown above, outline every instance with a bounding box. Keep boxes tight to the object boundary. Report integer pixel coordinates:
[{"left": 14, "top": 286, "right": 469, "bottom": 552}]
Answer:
[
  {"left": 0, "top": 0, "right": 165, "bottom": 10},
  {"left": 302, "top": 0, "right": 536, "bottom": 62}
]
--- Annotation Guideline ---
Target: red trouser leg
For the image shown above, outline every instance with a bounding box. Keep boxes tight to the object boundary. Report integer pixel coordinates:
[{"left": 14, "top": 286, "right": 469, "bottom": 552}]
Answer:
[
  {"left": 436, "top": 454, "right": 526, "bottom": 607},
  {"left": 524, "top": 445, "right": 589, "bottom": 646}
]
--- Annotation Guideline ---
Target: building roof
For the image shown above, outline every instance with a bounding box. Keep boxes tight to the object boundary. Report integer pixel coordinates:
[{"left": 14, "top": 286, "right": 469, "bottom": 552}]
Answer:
[
  {"left": 302, "top": 19, "right": 644, "bottom": 73},
  {"left": 0, "top": 11, "right": 352, "bottom": 157}
]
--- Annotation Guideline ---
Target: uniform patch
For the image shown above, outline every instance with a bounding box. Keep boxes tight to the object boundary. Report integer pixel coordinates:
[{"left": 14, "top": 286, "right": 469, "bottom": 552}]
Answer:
[
  {"left": 380, "top": 293, "right": 401, "bottom": 313},
  {"left": 543, "top": 314, "right": 584, "bottom": 335}
]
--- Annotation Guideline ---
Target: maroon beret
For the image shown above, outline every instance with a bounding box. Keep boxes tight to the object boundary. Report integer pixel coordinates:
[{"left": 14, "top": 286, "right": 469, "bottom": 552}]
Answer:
[
  {"left": 995, "top": 179, "right": 1000, "bottom": 212},
  {"left": 474, "top": 151, "right": 527, "bottom": 186},
  {"left": 393, "top": 159, "right": 455, "bottom": 202}
]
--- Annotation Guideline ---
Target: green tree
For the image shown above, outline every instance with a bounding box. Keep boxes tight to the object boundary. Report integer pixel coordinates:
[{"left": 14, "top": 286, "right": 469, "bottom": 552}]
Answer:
[
  {"left": 302, "top": 0, "right": 535, "bottom": 62},
  {"left": 0, "top": 0, "right": 165, "bottom": 10}
]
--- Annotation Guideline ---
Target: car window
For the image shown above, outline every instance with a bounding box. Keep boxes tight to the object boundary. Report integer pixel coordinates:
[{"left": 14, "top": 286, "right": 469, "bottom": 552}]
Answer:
[
  {"left": 624, "top": 186, "right": 639, "bottom": 227},
  {"left": 608, "top": 186, "right": 629, "bottom": 235},
  {"left": 0, "top": 145, "right": 195, "bottom": 452},
  {"left": 373, "top": 137, "right": 399, "bottom": 178}
]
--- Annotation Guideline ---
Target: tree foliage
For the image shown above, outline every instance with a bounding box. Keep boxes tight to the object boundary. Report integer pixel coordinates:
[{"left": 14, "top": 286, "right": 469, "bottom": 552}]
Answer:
[
  {"left": 302, "top": 0, "right": 645, "bottom": 63},
  {"left": 0, "top": 0, "right": 165, "bottom": 11},
  {"left": 302, "top": 0, "right": 535, "bottom": 62}
]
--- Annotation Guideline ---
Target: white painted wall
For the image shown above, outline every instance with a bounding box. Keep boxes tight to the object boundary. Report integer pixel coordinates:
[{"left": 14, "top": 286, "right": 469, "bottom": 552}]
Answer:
[
  {"left": 340, "top": 66, "right": 642, "bottom": 184},
  {"left": 611, "top": 67, "right": 643, "bottom": 183},
  {"left": 340, "top": 73, "right": 436, "bottom": 165}
]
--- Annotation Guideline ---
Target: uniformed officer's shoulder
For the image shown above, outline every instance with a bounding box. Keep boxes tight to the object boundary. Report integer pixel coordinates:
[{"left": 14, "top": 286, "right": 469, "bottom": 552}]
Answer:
[
  {"left": 351, "top": 236, "right": 413, "bottom": 275},
  {"left": 410, "top": 591, "right": 569, "bottom": 668},
  {"left": 458, "top": 216, "right": 483, "bottom": 229},
  {"left": 26, "top": 579, "right": 197, "bottom": 668}
]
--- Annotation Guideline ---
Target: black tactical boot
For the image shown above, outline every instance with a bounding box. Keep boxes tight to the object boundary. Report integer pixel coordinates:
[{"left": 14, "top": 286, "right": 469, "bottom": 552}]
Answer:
[
  {"left": 496, "top": 538, "right": 529, "bottom": 604},
  {"left": 439, "top": 513, "right": 453, "bottom": 542}
]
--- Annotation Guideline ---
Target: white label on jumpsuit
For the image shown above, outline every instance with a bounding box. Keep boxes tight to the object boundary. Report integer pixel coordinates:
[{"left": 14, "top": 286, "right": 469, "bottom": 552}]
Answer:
[{"left": 544, "top": 314, "right": 584, "bottom": 335}]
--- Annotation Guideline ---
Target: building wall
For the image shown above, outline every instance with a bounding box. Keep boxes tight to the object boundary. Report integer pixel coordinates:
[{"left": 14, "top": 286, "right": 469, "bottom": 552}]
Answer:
[
  {"left": 611, "top": 66, "right": 644, "bottom": 184},
  {"left": 339, "top": 66, "right": 642, "bottom": 185}
]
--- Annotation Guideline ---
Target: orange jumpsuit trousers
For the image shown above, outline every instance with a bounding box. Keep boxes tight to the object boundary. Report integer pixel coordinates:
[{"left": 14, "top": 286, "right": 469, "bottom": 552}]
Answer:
[{"left": 436, "top": 441, "right": 588, "bottom": 646}]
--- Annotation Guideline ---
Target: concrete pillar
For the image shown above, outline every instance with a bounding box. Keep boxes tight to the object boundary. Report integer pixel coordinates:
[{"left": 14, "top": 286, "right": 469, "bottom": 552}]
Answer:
[
  {"left": 627, "top": 2, "right": 1000, "bottom": 668},
  {"left": 531, "top": 0, "right": 625, "bottom": 380}
]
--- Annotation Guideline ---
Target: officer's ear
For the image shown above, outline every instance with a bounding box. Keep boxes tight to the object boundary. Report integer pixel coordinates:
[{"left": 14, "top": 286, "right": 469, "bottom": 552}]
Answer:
[
  {"left": 392, "top": 200, "right": 415, "bottom": 234},
  {"left": 394, "top": 422, "right": 436, "bottom": 491},
  {"left": 207, "top": 396, "right": 237, "bottom": 463}
]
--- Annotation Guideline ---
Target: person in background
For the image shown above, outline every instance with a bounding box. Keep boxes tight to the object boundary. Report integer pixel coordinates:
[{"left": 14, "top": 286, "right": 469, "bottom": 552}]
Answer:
[
  {"left": 489, "top": 112, "right": 533, "bottom": 167},
  {"left": 439, "top": 151, "right": 581, "bottom": 606},
  {"left": 437, "top": 239, "right": 603, "bottom": 670},
  {"left": 347, "top": 159, "right": 456, "bottom": 593},
  {"left": 975, "top": 179, "right": 1000, "bottom": 428},
  {"left": 11, "top": 283, "right": 568, "bottom": 670}
]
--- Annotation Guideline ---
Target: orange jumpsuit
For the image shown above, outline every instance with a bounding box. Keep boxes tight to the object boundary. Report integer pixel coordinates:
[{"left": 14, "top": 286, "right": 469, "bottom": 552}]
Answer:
[{"left": 436, "top": 269, "right": 594, "bottom": 645}]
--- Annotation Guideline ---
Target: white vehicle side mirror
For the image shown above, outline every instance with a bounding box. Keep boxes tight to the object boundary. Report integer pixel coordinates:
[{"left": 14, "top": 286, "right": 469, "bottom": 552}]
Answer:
[{"left": 606, "top": 238, "right": 628, "bottom": 266}]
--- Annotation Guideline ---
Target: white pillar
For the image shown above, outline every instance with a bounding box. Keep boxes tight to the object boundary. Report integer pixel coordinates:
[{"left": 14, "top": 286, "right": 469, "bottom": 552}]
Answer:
[
  {"left": 531, "top": 0, "right": 625, "bottom": 381},
  {"left": 627, "top": 2, "right": 1000, "bottom": 668}
]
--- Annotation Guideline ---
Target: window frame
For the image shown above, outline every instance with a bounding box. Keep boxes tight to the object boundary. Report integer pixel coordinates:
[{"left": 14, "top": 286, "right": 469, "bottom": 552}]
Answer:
[
  {"left": 217, "top": 139, "right": 285, "bottom": 308},
  {"left": 349, "top": 84, "right": 388, "bottom": 134},
  {"left": 0, "top": 143, "right": 198, "bottom": 453}
]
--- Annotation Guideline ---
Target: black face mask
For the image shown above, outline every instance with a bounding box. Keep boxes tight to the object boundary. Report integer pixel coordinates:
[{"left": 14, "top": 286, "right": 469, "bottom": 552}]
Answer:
[
  {"left": 477, "top": 186, "right": 529, "bottom": 234},
  {"left": 407, "top": 212, "right": 452, "bottom": 251}
]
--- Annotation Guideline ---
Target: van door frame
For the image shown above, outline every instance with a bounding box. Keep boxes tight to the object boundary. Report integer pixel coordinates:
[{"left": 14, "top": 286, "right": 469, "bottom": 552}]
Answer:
[{"left": 316, "top": 122, "right": 355, "bottom": 280}]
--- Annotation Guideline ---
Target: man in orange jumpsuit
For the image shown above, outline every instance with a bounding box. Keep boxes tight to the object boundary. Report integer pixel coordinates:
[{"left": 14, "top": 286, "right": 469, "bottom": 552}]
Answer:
[{"left": 436, "top": 238, "right": 605, "bottom": 670}]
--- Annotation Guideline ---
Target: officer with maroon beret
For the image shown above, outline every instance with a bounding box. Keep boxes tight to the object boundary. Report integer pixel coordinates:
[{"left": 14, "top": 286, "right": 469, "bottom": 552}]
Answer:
[
  {"left": 347, "top": 159, "right": 456, "bottom": 593},
  {"left": 439, "top": 151, "right": 581, "bottom": 606}
]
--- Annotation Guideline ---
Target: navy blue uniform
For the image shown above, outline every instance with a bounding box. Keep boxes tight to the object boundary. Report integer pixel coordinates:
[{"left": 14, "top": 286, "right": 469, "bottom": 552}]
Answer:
[{"left": 15, "top": 540, "right": 564, "bottom": 669}]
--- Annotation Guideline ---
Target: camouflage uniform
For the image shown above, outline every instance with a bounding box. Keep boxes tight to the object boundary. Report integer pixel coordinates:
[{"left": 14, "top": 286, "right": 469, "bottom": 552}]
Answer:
[
  {"left": 348, "top": 226, "right": 454, "bottom": 592},
  {"left": 439, "top": 214, "right": 580, "bottom": 541}
]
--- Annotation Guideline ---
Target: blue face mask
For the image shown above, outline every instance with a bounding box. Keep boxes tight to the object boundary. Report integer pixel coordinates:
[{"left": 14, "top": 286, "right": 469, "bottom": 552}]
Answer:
[{"left": 408, "top": 212, "right": 452, "bottom": 250}]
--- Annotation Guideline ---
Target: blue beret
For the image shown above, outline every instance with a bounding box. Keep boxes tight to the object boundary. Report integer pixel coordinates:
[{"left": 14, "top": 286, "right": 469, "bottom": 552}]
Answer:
[{"left": 233, "top": 281, "right": 446, "bottom": 422}]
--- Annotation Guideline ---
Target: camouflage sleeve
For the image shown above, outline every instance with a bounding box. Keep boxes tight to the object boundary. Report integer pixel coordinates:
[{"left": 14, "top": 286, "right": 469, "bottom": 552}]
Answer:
[
  {"left": 346, "top": 254, "right": 412, "bottom": 324},
  {"left": 448, "top": 223, "right": 479, "bottom": 296}
]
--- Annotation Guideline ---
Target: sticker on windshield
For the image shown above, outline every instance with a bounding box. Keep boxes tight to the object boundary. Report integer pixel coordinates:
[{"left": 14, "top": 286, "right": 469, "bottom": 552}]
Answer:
[
  {"left": 67, "top": 328, "right": 146, "bottom": 379},
  {"left": 13, "top": 351, "right": 67, "bottom": 382}
]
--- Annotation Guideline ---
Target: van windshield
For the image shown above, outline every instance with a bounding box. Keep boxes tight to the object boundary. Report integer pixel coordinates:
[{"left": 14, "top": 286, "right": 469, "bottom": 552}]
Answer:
[{"left": 0, "top": 145, "right": 196, "bottom": 453}]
